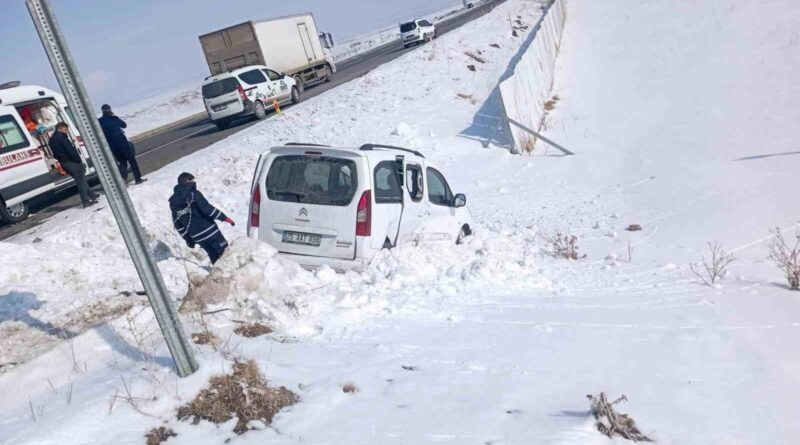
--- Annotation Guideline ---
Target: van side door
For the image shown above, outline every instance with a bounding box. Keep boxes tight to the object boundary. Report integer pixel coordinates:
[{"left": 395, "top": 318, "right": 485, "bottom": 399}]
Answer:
[
  {"left": 0, "top": 108, "right": 53, "bottom": 203},
  {"left": 396, "top": 162, "right": 428, "bottom": 243},
  {"left": 262, "top": 69, "right": 291, "bottom": 103},
  {"left": 425, "top": 166, "right": 461, "bottom": 240},
  {"left": 237, "top": 68, "right": 270, "bottom": 104}
]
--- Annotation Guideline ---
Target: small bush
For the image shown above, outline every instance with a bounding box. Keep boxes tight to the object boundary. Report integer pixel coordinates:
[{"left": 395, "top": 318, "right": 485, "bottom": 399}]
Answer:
[
  {"left": 145, "top": 427, "right": 177, "bottom": 445},
  {"left": 768, "top": 228, "right": 800, "bottom": 290},
  {"left": 544, "top": 95, "right": 560, "bottom": 111},
  {"left": 233, "top": 322, "right": 273, "bottom": 338},
  {"left": 191, "top": 332, "right": 218, "bottom": 345},
  {"left": 689, "top": 241, "right": 736, "bottom": 286},
  {"left": 177, "top": 360, "right": 298, "bottom": 435},
  {"left": 464, "top": 51, "right": 487, "bottom": 64},
  {"left": 542, "top": 231, "right": 586, "bottom": 260},
  {"left": 342, "top": 383, "right": 358, "bottom": 394},
  {"left": 587, "top": 393, "right": 653, "bottom": 442}
]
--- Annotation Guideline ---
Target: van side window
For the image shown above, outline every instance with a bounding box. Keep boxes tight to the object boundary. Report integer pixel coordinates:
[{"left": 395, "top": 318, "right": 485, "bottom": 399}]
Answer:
[
  {"left": 374, "top": 161, "right": 402, "bottom": 204},
  {"left": 238, "top": 69, "right": 267, "bottom": 85},
  {"left": 262, "top": 69, "right": 282, "bottom": 81},
  {"left": 426, "top": 167, "right": 453, "bottom": 206},
  {"left": 406, "top": 164, "right": 424, "bottom": 202},
  {"left": 0, "top": 115, "right": 30, "bottom": 154}
]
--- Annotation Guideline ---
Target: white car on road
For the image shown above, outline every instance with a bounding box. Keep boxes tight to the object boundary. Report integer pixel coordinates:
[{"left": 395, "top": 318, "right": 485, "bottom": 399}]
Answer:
[
  {"left": 247, "top": 143, "right": 474, "bottom": 270},
  {"left": 400, "top": 19, "right": 436, "bottom": 48},
  {"left": 201, "top": 65, "right": 300, "bottom": 130}
]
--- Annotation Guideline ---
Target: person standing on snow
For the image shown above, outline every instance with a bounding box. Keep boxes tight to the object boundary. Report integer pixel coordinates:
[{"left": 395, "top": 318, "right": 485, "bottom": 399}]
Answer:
[
  {"left": 98, "top": 104, "right": 147, "bottom": 185},
  {"left": 169, "top": 172, "right": 234, "bottom": 264},
  {"left": 49, "top": 122, "right": 98, "bottom": 208}
]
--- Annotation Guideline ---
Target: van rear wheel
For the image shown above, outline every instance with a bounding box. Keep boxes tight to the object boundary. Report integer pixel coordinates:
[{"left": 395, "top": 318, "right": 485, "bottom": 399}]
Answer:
[
  {"left": 291, "top": 87, "right": 301, "bottom": 104},
  {"left": 0, "top": 200, "right": 29, "bottom": 224},
  {"left": 293, "top": 75, "right": 305, "bottom": 94}
]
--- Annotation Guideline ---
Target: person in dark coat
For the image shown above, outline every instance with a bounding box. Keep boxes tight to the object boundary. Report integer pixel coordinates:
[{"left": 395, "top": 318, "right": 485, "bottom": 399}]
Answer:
[
  {"left": 98, "top": 104, "right": 147, "bottom": 185},
  {"left": 169, "top": 172, "right": 234, "bottom": 264},
  {"left": 49, "top": 122, "right": 97, "bottom": 208}
]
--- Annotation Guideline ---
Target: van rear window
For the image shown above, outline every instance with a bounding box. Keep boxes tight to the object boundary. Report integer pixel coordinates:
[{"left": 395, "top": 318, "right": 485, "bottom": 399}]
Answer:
[
  {"left": 202, "top": 78, "right": 239, "bottom": 99},
  {"left": 266, "top": 155, "right": 357, "bottom": 206},
  {"left": 0, "top": 115, "right": 30, "bottom": 154},
  {"left": 400, "top": 22, "right": 417, "bottom": 33}
]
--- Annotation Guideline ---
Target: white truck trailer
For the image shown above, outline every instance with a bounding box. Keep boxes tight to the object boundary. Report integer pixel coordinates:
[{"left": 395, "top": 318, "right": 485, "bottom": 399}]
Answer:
[{"left": 199, "top": 13, "right": 336, "bottom": 93}]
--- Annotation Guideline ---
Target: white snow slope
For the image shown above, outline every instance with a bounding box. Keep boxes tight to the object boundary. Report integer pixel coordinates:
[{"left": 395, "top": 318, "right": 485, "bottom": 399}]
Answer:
[{"left": 2, "top": 0, "right": 800, "bottom": 444}]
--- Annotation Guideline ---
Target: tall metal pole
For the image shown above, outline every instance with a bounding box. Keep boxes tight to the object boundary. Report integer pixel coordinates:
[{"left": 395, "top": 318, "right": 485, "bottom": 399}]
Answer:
[{"left": 26, "top": 0, "right": 198, "bottom": 377}]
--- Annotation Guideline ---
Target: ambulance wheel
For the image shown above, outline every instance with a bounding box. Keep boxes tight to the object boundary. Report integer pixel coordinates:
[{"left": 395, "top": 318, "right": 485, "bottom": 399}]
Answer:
[
  {"left": 291, "top": 87, "right": 301, "bottom": 104},
  {"left": 253, "top": 101, "right": 267, "bottom": 120},
  {"left": 0, "top": 200, "right": 29, "bottom": 224}
]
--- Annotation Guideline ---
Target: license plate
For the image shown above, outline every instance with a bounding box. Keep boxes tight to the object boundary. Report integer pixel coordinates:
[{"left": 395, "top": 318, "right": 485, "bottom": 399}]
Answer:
[
  {"left": 213, "top": 105, "right": 227, "bottom": 112},
  {"left": 282, "top": 231, "right": 321, "bottom": 246}
]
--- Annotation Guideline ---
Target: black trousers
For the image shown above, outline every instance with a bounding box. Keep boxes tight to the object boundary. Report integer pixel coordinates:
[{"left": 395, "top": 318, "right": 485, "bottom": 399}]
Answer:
[
  {"left": 61, "top": 161, "right": 92, "bottom": 205},
  {"left": 199, "top": 231, "right": 228, "bottom": 264},
  {"left": 113, "top": 142, "right": 142, "bottom": 181}
]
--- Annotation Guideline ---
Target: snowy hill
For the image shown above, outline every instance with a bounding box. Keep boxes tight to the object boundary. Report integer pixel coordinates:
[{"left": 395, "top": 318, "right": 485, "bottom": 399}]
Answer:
[{"left": 1, "top": 0, "right": 800, "bottom": 444}]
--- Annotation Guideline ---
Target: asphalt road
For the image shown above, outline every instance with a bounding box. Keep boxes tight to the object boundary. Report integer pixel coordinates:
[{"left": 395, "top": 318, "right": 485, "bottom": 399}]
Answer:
[{"left": 0, "top": 0, "right": 503, "bottom": 241}]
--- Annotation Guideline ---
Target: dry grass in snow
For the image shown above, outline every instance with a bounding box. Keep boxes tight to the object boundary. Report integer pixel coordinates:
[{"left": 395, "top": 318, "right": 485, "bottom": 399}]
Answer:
[{"left": 176, "top": 360, "right": 298, "bottom": 435}]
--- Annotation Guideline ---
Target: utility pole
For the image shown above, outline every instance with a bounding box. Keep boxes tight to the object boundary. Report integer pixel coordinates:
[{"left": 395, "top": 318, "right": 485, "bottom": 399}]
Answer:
[{"left": 25, "top": 0, "right": 198, "bottom": 377}]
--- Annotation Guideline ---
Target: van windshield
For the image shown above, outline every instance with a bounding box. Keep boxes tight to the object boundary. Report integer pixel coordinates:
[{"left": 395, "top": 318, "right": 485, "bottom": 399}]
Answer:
[
  {"left": 266, "top": 155, "right": 357, "bottom": 206},
  {"left": 400, "top": 22, "right": 417, "bottom": 33},
  {"left": 202, "top": 78, "right": 239, "bottom": 99}
]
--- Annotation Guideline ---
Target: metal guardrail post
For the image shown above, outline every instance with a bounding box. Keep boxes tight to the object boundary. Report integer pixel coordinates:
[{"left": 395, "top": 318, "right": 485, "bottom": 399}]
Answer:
[{"left": 26, "top": 0, "right": 198, "bottom": 377}]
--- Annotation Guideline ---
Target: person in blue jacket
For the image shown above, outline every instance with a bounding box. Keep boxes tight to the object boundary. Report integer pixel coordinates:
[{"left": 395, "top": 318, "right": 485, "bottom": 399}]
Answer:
[
  {"left": 169, "top": 172, "right": 234, "bottom": 264},
  {"left": 98, "top": 104, "right": 147, "bottom": 185}
]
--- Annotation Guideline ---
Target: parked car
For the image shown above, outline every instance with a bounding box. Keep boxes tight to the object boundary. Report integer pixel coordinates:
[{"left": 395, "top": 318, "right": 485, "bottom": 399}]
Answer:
[
  {"left": 201, "top": 65, "right": 300, "bottom": 130},
  {"left": 247, "top": 143, "right": 474, "bottom": 271},
  {"left": 0, "top": 82, "right": 94, "bottom": 224},
  {"left": 400, "top": 19, "right": 436, "bottom": 48}
]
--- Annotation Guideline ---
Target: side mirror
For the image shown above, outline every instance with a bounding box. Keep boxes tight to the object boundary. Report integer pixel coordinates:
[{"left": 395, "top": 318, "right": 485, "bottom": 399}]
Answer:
[{"left": 453, "top": 193, "right": 466, "bottom": 208}]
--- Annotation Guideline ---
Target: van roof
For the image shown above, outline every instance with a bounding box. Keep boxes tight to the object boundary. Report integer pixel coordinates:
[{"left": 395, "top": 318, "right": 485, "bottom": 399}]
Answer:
[
  {"left": 0, "top": 85, "right": 64, "bottom": 106},
  {"left": 271, "top": 143, "right": 426, "bottom": 159},
  {"left": 202, "top": 65, "right": 273, "bottom": 83}
]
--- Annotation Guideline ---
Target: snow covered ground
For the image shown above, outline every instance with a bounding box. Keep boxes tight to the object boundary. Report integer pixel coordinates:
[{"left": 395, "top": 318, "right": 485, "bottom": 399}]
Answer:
[{"left": 2, "top": 0, "right": 800, "bottom": 444}]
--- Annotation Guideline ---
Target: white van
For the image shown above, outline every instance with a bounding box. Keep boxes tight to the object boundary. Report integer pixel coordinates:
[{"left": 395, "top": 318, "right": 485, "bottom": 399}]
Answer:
[
  {"left": 400, "top": 19, "right": 436, "bottom": 48},
  {"left": 0, "top": 82, "right": 93, "bottom": 223},
  {"left": 202, "top": 65, "right": 300, "bottom": 130},
  {"left": 246, "top": 143, "right": 474, "bottom": 270}
]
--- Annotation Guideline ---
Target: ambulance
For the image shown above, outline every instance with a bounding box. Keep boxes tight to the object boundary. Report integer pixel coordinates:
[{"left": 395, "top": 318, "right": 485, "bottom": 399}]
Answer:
[{"left": 0, "top": 82, "right": 94, "bottom": 224}]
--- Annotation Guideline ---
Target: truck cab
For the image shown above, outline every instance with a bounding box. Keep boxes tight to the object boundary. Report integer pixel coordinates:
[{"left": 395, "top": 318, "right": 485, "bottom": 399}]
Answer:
[{"left": 0, "top": 82, "right": 93, "bottom": 223}]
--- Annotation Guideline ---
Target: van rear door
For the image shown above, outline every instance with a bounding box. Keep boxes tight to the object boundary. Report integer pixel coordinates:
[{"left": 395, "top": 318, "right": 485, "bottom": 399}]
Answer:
[{"left": 259, "top": 152, "right": 362, "bottom": 260}]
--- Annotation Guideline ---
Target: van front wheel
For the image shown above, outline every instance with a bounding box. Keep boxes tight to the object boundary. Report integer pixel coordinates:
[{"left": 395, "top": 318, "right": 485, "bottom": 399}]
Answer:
[
  {"left": 0, "top": 200, "right": 29, "bottom": 224},
  {"left": 253, "top": 101, "right": 267, "bottom": 120}
]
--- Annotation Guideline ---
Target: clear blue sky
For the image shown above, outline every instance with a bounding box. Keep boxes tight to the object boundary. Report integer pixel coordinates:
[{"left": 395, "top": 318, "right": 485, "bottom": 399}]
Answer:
[{"left": 2, "top": 0, "right": 460, "bottom": 107}]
